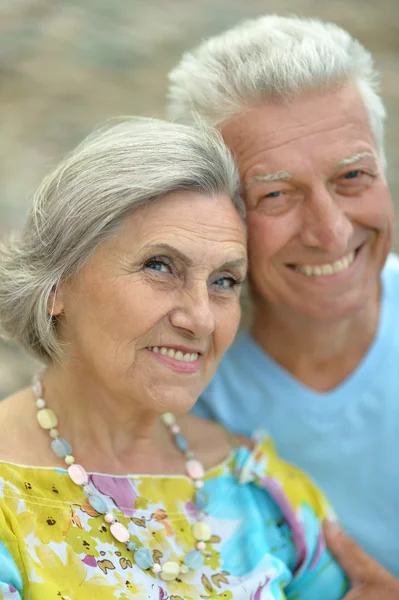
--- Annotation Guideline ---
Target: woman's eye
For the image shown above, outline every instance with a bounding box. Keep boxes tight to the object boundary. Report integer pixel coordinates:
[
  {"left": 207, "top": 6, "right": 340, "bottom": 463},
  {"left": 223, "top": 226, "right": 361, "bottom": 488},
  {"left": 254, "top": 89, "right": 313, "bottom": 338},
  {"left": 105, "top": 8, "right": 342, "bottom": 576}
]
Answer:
[
  {"left": 265, "top": 191, "right": 282, "bottom": 198},
  {"left": 145, "top": 259, "right": 172, "bottom": 274},
  {"left": 343, "top": 170, "right": 361, "bottom": 180}
]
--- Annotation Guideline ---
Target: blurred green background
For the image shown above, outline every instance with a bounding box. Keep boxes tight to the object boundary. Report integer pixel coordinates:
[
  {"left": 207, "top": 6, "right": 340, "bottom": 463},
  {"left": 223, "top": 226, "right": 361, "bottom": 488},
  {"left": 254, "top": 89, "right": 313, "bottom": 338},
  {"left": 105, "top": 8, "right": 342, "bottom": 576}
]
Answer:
[{"left": 1, "top": 0, "right": 398, "bottom": 397}]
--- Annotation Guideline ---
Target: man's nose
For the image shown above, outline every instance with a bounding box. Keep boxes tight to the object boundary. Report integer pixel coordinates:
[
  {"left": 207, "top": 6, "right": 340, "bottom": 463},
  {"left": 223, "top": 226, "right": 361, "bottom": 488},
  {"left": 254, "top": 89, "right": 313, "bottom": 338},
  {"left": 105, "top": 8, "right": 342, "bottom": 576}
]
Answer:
[{"left": 299, "top": 187, "right": 354, "bottom": 253}]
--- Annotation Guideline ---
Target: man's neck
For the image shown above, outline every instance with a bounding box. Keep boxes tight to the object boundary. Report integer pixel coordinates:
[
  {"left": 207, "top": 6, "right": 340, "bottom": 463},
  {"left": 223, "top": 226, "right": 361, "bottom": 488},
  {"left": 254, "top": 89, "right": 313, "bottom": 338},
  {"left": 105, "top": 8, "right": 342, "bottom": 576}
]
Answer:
[{"left": 250, "top": 291, "right": 380, "bottom": 392}]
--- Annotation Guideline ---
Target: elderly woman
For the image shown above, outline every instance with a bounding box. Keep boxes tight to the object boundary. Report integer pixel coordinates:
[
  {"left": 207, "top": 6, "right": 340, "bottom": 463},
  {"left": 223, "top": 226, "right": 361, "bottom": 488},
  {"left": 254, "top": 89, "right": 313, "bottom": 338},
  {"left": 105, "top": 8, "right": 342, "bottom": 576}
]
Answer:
[{"left": 0, "top": 117, "right": 347, "bottom": 599}]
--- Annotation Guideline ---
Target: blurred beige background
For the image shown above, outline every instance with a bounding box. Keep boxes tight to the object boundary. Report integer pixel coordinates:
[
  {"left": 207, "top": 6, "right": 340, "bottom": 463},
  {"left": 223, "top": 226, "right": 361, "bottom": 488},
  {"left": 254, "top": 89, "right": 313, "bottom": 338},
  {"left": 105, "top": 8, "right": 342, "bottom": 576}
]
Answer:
[{"left": 1, "top": 0, "right": 398, "bottom": 397}]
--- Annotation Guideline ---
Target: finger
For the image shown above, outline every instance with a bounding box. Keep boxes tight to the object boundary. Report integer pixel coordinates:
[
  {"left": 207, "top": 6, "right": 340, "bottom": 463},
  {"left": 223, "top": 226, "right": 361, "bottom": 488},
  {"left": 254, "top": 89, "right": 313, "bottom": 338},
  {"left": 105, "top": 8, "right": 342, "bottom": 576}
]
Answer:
[{"left": 323, "top": 521, "right": 382, "bottom": 585}]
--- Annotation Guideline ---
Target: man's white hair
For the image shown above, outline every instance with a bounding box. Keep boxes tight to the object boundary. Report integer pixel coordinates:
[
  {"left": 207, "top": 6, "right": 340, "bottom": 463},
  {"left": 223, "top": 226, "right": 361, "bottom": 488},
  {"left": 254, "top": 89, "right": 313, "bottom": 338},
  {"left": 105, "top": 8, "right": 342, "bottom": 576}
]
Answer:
[{"left": 168, "top": 15, "right": 386, "bottom": 166}]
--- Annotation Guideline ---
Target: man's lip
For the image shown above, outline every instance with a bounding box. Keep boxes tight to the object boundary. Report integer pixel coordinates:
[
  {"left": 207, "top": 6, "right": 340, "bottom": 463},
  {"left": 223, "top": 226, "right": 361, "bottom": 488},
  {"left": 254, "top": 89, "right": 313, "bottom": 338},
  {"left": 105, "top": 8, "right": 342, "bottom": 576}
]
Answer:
[
  {"left": 285, "top": 244, "right": 363, "bottom": 268},
  {"left": 146, "top": 345, "right": 204, "bottom": 354}
]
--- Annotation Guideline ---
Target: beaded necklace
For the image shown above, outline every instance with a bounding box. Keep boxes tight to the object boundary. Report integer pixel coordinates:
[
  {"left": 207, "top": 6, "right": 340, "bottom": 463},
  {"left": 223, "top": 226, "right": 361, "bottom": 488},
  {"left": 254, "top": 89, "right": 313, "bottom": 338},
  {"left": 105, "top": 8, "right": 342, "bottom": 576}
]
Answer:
[{"left": 32, "top": 374, "right": 211, "bottom": 582}]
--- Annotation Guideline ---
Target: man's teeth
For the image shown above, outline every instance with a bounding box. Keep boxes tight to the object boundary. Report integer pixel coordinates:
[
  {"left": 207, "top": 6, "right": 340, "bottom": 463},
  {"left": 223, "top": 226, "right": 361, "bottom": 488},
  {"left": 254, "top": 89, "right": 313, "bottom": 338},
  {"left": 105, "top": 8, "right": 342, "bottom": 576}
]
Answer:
[
  {"left": 150, "top": 347, "right": 199, "bottom": 362},
  {"left": 296, "top": 251, "right": 355, "bottom": 276}
]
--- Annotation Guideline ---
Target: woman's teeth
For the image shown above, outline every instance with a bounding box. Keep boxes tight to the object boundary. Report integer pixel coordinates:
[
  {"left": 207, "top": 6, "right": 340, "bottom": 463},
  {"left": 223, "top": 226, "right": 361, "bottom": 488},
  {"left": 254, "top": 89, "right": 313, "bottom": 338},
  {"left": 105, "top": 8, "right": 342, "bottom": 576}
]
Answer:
[
  {"left": 150, "top": 347, "right": 199, "bottom": 362},
  {"left": 295, "top": 251, "right": 355, "bottom": 276}
]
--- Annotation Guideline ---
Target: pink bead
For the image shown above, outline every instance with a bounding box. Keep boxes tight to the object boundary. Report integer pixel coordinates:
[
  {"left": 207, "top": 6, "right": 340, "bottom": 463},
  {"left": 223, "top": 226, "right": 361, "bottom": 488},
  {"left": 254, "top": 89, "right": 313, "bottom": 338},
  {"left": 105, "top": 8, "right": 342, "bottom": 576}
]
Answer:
[
  {"left": 104, "top": 513, "right": 115, "bottom": 523},
  {"left": 196, "top": 541, "right": 206, "bottom": 551},
  {"left": 186, "top": 459, "right": 204, "bottom": 480},
  {"left": 110, "top": 522, "right": 130, "bottom": 543},
  {"left": 171, "top": 424, "right": 180, "bottom": 434},
  {"left": 68, "top": 464, "right": 88, "bottom": 486}
]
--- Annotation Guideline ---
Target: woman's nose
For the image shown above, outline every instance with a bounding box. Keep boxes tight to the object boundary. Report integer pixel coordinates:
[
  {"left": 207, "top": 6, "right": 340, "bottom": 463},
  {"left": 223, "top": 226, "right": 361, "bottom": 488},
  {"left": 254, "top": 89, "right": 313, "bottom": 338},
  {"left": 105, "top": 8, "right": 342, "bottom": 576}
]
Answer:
[{"left": 169, "top": 286, "right": 216, "bottom": 338}]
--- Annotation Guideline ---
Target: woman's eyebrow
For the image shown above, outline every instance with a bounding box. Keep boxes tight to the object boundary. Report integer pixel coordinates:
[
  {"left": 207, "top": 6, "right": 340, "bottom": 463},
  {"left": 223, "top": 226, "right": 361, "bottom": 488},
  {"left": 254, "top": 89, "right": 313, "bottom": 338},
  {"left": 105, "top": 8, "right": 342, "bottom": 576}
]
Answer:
[
  {"left": 145, "top": 244, "right": 247, "bottom": 272},
  {"left": 144, "top": 243, "right": 193, "bottom": 266}
]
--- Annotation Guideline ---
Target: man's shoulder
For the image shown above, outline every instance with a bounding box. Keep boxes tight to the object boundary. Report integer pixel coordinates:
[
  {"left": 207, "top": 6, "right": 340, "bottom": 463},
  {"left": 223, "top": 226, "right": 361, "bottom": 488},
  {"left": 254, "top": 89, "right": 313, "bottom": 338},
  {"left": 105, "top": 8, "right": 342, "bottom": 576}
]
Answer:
[
  {"left": 382, "top": 253, "right": 399, "bottom": 325},
  {"left": 383, "top": 252, "right": 399, "bottom": 282}
]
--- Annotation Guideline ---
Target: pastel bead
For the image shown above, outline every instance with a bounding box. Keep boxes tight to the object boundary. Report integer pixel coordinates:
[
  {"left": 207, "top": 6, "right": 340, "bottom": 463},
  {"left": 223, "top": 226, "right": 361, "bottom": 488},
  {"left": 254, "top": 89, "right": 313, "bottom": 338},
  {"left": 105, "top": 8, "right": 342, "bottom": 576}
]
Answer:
[
  {"left": 193, "top": 521, "right": 211, "bottom": 541},
  {"left": 184, "top": 549, "right": 204, "bottom": 570},
  {"left": 104, "top": 513, "right": 115, "bottom": 523},
  {"left": 51, "top": 438, "right": 72, "bottom": 458},
  {"left": 68, "top": 464, "right": 88, "bottom": 486},
  {"left": 37, "top": 408, "right": 58, "bottom": 430},
  {"left": 88, "top": 494, "right": 108, "bottom": 514},
  {"left": 152, "top": 563, "right": 161, "bottom": 574},
  {"left": 161, "top": 413, "right": 175, "bottom": 426},
  {"left": 126, "top": 540, "right": 137, "bottom": 551},
  {"left": 134, "top": 547, "right": 153, "bottom": 570},
  {"left": 65, "top": 455, "right": 75, "bottom": 465},
  {"left": 110, "top": 522, "right": 130, "bottom": 543},
  {"left": 171, "top": 424, "right": 180, "bottom": 434},
  {"left": 196, "top": 541, "right": 206, "bottom": 551},
  {"left": 32, "top": 378, "right": 42, "bottom": 398},
  {"left": 160, "top": 560, "right": 180, "bottom": 581},
  {"left": 186, "top": 459, "right": 204, "bottom": 480},
  {"left": 194, "top": 480, "right": 204, "bottom": 489},
  {"left": 36, "top": 398, "right": 46, "bottom": 409},
  {"left": 179, "top": 565, "right": 189, "bottom": 574},
  {"left": 195, "top": 490, "right": 207, "bottom": 510},
  {"left": 49, "top": 429, "right": 59, "bottom": 439},
  {"left": 174, "top": 433, "right": 189, "bottom": 452}
]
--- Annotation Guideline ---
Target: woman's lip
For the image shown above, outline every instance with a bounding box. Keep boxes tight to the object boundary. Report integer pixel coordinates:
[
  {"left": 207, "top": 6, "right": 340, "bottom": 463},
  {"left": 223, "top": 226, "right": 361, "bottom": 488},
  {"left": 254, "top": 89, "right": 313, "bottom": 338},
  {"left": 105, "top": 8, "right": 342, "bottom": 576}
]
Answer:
[
  {"left": 146, "top": 345, "right": 203, "bottom": 354},
  {"left": 145, "top": 348, "right": 201, "bottom": 374}
]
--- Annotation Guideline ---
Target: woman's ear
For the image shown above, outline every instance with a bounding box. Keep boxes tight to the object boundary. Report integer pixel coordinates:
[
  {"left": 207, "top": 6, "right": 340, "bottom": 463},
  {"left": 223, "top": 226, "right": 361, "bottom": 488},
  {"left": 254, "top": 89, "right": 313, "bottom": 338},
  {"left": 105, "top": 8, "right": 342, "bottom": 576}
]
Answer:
[{"left": 47, "top": 285, "right": 64, "bottom": 317}]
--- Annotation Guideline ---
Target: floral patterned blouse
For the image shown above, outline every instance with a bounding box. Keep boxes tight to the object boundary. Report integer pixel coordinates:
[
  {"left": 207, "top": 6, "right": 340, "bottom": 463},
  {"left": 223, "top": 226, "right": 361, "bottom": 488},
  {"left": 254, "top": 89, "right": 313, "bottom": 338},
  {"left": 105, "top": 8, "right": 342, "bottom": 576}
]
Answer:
[{"left": 0, "top": 434, "right": 348, "bottom": 600}]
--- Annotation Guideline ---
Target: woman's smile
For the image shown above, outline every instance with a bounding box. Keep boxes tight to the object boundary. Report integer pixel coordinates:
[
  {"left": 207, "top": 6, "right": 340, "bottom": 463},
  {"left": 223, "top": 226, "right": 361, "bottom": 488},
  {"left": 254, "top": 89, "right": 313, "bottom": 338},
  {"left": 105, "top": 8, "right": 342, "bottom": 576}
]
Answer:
[{"left": 145, "top": 345, "right": 202, "bottom": 374}]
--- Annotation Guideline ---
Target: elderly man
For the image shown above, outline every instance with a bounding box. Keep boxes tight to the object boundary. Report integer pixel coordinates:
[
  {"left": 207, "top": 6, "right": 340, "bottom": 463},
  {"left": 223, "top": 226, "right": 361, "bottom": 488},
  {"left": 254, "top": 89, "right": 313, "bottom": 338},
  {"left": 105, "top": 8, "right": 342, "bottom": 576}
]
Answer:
[{"left": 168, "top": 15, "right": 399, "bottom": 597}]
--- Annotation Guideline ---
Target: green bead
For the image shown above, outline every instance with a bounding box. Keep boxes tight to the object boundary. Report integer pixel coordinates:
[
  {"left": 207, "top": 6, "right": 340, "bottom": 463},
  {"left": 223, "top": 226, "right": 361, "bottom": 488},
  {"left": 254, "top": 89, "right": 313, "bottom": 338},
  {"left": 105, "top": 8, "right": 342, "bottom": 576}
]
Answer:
[
  {"left": 161, "top": 413, "right": 175, "bottom": 426},
  {"left": 160, "top": 560, "right": 180, "bottom": 581},
  {"left": 37, "top": 408, "right": 58, "bottom": 430},
  {"left": 193, "top": 521, "right": 211, "bottom": 541}
]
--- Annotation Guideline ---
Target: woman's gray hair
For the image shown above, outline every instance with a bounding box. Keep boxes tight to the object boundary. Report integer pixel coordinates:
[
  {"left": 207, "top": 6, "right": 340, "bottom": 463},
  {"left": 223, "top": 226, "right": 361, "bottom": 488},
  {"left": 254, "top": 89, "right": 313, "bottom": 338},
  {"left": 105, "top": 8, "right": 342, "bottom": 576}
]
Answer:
[
  {"left": 0, "top": 117, "right": 244, "bottom": 363},
  {"left": 168, "top": 15, "right": 387, "bottom": 167}
]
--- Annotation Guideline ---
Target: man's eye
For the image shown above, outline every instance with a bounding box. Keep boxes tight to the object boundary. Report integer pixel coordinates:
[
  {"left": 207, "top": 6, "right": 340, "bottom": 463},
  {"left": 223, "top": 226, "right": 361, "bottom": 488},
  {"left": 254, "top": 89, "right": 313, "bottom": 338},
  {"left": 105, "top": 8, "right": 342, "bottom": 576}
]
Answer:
[
  {"left": 213, "top": 276, "right": 240, "bottom": 290},
  {"left": 344, "top": 170, "right": 361, "bottom": 180},
  {"left": 265, "top": 191, "right": 282, "bottom": 198}
]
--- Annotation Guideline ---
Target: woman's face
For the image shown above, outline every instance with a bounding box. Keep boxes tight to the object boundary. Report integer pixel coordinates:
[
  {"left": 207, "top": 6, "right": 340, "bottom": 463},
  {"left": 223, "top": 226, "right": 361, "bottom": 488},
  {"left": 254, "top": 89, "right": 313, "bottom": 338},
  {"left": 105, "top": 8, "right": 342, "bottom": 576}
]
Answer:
[{"left": 54, "top": 191, "right": 247, "bottom": 413}]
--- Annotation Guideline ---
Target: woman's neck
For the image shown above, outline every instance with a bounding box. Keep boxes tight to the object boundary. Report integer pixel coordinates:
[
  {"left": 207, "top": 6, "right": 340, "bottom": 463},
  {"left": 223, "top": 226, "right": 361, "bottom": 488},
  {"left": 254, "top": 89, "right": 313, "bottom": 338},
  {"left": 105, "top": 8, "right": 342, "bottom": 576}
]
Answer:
[{"left": 40, "top": 365, "right": 182, "bottom": 475}]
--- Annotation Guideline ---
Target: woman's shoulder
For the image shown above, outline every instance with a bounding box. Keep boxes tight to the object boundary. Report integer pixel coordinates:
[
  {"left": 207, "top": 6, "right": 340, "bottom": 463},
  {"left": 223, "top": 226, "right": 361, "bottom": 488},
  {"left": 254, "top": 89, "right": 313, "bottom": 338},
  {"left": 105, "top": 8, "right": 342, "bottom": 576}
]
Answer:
[
  {"left": 0, "top": 388, "right": 49, "bottom": 465},
  {"left": 178, "top": 413, "right": 236, "bottom": 471},
  {"left": 235, "top": 432, "right": 334, "bottom": 520}
]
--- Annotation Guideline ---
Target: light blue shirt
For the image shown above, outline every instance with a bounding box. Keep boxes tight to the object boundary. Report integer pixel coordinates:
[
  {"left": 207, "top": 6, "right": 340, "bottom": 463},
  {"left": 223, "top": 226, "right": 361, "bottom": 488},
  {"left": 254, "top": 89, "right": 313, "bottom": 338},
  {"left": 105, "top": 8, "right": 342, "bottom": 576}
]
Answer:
[{"left": 195, "top": 253, "right": 399, "bottom": 577}]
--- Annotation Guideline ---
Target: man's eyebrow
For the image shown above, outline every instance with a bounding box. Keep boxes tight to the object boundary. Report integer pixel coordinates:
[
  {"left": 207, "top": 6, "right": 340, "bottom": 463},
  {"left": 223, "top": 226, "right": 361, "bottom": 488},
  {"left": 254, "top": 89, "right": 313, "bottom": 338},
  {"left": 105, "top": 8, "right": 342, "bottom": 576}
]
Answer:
[
  {"left": 219, "top": 258, "right": 248, "bottom": 271},
  {"left": 247, "top": 171, "right": 293, "bottom": 187},
  {"left": 336, "top": 151, "right": 376, "bottom": 167}
]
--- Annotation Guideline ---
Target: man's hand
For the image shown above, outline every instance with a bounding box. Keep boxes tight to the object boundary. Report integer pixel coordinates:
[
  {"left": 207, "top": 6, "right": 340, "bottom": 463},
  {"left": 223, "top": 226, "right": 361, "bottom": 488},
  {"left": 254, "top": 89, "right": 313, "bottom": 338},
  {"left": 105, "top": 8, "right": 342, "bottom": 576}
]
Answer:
[{"left": 324, "top": 521, "right": 399, "bottom": 599}]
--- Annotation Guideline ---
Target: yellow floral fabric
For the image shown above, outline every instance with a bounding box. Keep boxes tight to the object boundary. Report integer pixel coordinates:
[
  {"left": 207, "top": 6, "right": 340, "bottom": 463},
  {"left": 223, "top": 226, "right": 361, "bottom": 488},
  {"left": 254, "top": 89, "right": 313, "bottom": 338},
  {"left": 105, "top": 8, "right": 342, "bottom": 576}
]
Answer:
[{"left": 0, "top": 435, "right": 348, "bottom": 599}]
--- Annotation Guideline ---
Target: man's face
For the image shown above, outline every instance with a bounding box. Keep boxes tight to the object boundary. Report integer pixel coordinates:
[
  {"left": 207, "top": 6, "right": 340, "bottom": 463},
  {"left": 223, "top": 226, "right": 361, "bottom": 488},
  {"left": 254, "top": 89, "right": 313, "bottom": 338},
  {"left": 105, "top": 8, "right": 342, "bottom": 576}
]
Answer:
[{"left": 222, "top": 85, "right": 394, "bottom": 323}]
